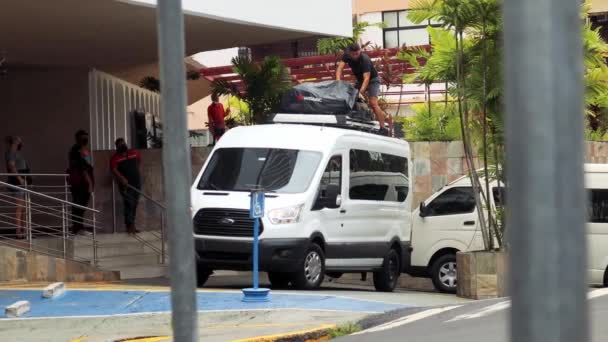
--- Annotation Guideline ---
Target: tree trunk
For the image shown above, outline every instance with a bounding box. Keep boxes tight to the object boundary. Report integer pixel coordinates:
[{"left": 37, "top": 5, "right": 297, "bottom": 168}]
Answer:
[{"left": 454, "top": 23, "right": 491, "bottom": 250}]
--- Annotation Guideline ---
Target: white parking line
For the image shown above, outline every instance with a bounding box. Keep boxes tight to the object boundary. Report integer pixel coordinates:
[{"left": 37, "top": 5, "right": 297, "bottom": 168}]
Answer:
[
  {"left": 353, "top": 305, "right": 463, "bottom": 335},
  {"left": 446, "top": 301, "right": 511, "bottom": 323}
]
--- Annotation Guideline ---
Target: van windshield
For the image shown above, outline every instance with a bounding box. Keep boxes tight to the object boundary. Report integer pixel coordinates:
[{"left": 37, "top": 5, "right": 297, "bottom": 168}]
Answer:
[{"left": 198, "top": 148, "right": 322, "bottom": 193}]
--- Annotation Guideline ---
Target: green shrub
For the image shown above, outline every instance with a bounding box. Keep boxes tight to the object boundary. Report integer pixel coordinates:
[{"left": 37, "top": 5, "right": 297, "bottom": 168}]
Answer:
[{"left": 398, "top": 103, "right": 461, "bottom": 141}]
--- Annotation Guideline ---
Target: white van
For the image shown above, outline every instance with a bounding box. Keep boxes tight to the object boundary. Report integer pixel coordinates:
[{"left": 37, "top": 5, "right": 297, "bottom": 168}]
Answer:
[
  {"left": 191, "top": 124, "right": 412, "bottom": 291},
  {"left": 406, "top": 164, "right": 608, "bottom": 293}
]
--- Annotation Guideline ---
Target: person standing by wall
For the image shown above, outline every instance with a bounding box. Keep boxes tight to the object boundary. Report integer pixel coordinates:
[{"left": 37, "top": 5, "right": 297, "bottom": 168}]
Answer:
[
  {"left": 4, "top": 136, "right": 30, "bottom": 239},
  {"left": 207, "top": 93, "right": 231, "bottom": 144},
  {"left": 67, "top": 130, "right": 94, "bottom": 235},
  {"left": 110, "top": 138, "right": 142, "bottom": 235}
]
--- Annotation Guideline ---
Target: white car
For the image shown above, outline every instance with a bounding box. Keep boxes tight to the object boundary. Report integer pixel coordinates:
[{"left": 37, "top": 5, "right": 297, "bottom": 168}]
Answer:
[
  {"left": 405, "top": 164, "right": 608, "bottom": 293},
  {"left": 191, "top": 123, "right": 412, "bottom": 291}
]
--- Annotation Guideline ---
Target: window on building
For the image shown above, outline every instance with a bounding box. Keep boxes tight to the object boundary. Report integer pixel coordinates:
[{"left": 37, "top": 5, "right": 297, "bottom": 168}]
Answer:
[
  {"left": 382, "top": 10, "right": 441, "bottom": 49},
  {"left": 425, "top": 187, "right": 476, "bottom": 216}
]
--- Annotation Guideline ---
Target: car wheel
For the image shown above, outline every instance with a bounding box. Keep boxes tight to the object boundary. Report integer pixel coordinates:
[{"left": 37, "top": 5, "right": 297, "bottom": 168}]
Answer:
[
  {"left": 268, "top": 272, "right": 291, "bottom": 289},
  {"left": 373, "top": 249, "right": 401, "bottom": 292},
  {"left": 196, "top": 263, "right": 213, "bottom": 288},
  {"left": 292, "top": 244, "right": 325, "bottom": 290},
  {"left": 431, "top": 254, "right": 457, "bottom": 294}
]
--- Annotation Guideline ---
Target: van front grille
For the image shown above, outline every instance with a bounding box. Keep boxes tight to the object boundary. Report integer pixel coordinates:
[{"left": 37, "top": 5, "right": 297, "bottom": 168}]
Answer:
[{"left": 193, "top": 208, "right": 263, "bottom": 237}]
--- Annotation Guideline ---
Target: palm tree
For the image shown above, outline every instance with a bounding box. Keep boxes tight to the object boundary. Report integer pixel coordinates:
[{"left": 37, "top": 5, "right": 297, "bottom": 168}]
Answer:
[{"left": 211, "top": 55, "right": 292, "bottom": 125}]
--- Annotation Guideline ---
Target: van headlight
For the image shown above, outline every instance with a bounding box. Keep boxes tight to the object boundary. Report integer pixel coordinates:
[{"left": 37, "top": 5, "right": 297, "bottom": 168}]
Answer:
[{"left": 268, "top": 204, "right": 304, "bottom": 225}]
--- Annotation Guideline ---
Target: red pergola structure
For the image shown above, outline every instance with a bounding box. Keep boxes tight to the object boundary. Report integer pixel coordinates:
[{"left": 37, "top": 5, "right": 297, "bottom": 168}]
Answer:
[{"left": 199, "top": 46, "right": 446, "bottom": 106}]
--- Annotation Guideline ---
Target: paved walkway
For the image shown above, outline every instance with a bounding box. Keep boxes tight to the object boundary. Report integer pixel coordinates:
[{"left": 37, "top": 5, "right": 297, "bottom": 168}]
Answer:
[
  {"left": 0, "top": 288, "right": 407, "bottom": 319},
  {"left": 0, "top": 279, "right": 470, "bottom": 341}
]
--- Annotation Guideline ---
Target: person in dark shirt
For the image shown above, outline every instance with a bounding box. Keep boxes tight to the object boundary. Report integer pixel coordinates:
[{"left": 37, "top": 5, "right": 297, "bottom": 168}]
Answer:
[
  {"left": 207, "top": 93, "right": 231, "bottom": 144},
  {"left": 336, "top": 43, "right": 393, "bottom": 136},
  {"left": 67, "top": 130, "right": 94, "bottom": 235},
  {"left": 110, "top": 138, "right": 142, "bottom": 235}
]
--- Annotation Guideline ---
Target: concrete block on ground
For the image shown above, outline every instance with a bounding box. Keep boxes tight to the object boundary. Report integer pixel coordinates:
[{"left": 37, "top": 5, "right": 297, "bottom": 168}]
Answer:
[
  {"left": 43, "top": 282, "right": 66, "bottom": 298},
  {"left": 5, "top": 300, "right": 30, "bottom": 317}
]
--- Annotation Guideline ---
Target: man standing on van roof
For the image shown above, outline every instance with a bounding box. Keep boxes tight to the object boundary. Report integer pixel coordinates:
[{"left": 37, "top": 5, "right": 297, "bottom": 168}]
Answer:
[{"left": 336, "top": 43, "right": 393, "bottom": 136}]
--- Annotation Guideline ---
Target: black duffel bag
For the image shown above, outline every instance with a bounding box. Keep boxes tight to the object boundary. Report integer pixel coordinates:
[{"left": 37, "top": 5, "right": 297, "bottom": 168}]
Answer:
[{"left": 280, "top": 80, "right": 358, "bottom": 115}]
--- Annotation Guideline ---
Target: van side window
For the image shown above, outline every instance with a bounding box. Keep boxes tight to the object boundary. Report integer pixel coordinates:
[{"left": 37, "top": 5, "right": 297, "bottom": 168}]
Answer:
[
  {"left": 492, "top": 187, "right": 506, "bottom": 207},
  {"left": 320, "top": 155, "right": 342, "bottom": 194},
  {"left": 589, "top": 189, "right": 608, "bottom": 223},
  {"left": 349, "top": 149, "right": 409, "bottom": 202},
  {"left": 426, "top": 187, "right": 476, "bottom": 216}
]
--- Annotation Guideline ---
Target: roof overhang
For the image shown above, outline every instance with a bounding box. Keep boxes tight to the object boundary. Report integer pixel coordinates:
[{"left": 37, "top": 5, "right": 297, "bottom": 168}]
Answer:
[{"left": 0, "top": 0, "right": 352, "bottom": 68}]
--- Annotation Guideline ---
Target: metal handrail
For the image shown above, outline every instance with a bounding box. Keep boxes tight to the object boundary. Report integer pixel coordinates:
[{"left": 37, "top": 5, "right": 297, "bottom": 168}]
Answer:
[
  {"left": 0, "top": 178, "right": 100, "bottom": 264},
  {"left": 112, "top": 180, "right": 167, "bottom": 264},
  {"left": 0, "top": 180, "right": 98, "bottom": 213},
  {"left": 124, "top": 183, "right": 166, "bottom": 209}
]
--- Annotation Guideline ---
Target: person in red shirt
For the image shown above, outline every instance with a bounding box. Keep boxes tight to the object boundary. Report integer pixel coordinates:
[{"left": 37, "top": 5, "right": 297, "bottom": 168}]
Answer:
[
  {"left": 207, "top": 94, "right": 231, "bottom": 144},
  {"left": 110, "top": 138, "right": 142, "bottom": 235}
]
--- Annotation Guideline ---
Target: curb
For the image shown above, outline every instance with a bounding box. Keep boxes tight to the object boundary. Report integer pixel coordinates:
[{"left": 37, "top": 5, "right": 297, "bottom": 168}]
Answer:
[{"left": 232, "top": 324, "right": 336, "bottom": 342}]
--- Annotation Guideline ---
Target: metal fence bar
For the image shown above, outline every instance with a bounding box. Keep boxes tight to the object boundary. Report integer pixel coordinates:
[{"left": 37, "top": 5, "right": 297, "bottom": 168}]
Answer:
[
  {"left": 504, "top": 0, "right": 588, "bottom": 342},
  {"left": 156, "top": 1, "right": 198, "bottom": 341}
]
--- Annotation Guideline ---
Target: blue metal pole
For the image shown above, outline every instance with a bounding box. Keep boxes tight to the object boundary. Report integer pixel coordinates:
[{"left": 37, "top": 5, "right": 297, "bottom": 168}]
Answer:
[{"left": 253, "top": 217, "right": 259, "bottom": 289}]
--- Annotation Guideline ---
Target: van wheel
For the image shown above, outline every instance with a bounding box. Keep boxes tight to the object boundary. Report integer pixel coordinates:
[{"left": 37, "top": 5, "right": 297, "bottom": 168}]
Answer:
[
  {"left": 292, "top": 244, "right": 325, "bottom": 290},
  {"left": 268, "top": 272, "right": 291, "bottom": 289},
  {"left": 196, "top": 264, "right": 213, "bottom": 288},
  {"left": 604, "top": 267, "right": 608, "bottom": 287},
  {"left": 431, "top": 254, "right": 457, "bottom": 294},
  {"left": 373, "top": 249, "right": 401, "bottom": 292}
]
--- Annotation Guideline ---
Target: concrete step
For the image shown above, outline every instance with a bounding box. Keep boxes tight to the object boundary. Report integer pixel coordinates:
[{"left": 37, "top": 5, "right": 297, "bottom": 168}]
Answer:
[
  {"left": 96, "top": 253, "right": 161, "bottom": 268},
  {"left": 117, "top": 265, "right": 168, "bottom": 279}
]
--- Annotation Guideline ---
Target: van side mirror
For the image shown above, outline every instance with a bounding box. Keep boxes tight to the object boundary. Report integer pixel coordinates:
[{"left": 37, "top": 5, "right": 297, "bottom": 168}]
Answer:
[
  {"left": 313, "top": 184, "right": 341, "bottom": 210},
  {"left": 419, "top": 202, "right": 428, "bottom": 218}
]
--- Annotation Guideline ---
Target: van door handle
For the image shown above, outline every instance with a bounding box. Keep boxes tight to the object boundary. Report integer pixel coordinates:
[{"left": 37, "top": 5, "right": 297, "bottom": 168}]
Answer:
[
  {"left": 340, "top": 209, "right": 347, "bottom": 214},
  {"left": 463, "top": 221, "right": 476, "bottom": 226}
]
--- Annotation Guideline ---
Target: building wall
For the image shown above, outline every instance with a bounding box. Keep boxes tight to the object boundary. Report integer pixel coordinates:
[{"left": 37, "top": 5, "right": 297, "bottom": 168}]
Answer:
[
  {"left": 353, "top": 0, "right": 410, "bottom": 15},
  {"left": 0, "top": 67, "right": 90, "bottom": 174}
]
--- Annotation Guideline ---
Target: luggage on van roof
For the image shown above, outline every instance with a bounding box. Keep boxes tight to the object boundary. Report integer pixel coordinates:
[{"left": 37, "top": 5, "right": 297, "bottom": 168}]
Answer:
[{"left": 277, "top": 80, "right": 383, "bottom": 134}]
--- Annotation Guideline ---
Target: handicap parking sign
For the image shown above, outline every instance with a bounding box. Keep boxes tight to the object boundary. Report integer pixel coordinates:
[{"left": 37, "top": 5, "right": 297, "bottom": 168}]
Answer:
[{"left": 250, "top": 191, "right": 265, "bottom": 218}]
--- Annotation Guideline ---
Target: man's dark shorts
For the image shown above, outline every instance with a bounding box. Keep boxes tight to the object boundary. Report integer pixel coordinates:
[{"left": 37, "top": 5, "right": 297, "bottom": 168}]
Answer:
[{"left": 356, "top": 77, "right": 381, "bottom": 98}]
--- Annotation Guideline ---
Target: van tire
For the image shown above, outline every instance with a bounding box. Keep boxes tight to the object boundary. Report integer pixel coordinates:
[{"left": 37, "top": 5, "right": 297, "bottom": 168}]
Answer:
[
  {"left": 373, "top": 249, "right": 401, "bottom": 292},
  {"left": 431, "top": 254, "right": 457, "bottom": 294},
  {"left": 268, "top": 272, "right": 291, "bottom": 289},
  {"left": 292, "top": 244, "right": 325, "bottom": 290},
  {"left": 196, "top": 264, "right": 213, "bottom": 288}
]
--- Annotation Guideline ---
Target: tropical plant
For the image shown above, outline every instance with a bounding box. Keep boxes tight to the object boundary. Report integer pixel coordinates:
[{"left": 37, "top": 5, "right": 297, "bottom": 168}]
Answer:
[
  {"left": 405, "top": 0, "right": 504, "bottom": 250},
  {"left": 211, "top": 55, "right": 292, "bottom": 124},
  {"left": 404, "top": 0, "right": 608, "bottom": 249},
  {"left": 317, "top": 21, "right": 386, "bottom": 55},
  {"left": 398, "top": 103, "right": 461, "bottom": 141}
]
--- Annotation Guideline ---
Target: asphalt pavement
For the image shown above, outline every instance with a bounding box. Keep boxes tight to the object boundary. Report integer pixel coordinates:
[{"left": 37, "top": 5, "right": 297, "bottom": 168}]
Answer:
[{"left": 339, "top": 288, "right": 608, "bottom": 342}]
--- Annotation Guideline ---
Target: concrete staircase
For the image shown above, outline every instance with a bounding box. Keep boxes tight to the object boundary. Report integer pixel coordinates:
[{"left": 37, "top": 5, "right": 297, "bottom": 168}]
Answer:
[{"left": 74, "top": 232, "right": 168, "bottom": 279}]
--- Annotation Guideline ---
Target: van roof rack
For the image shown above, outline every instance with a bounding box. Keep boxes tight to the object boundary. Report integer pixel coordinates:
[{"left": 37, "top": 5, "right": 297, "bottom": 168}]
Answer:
[{"left": 272, "top": 113, "right": 388, "bottom": 136}]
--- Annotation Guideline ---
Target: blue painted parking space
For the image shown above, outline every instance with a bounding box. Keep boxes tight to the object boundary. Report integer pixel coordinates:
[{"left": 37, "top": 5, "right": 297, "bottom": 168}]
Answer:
[{"left": 0, "top": 289, "right": 410, "bottom": 319}]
